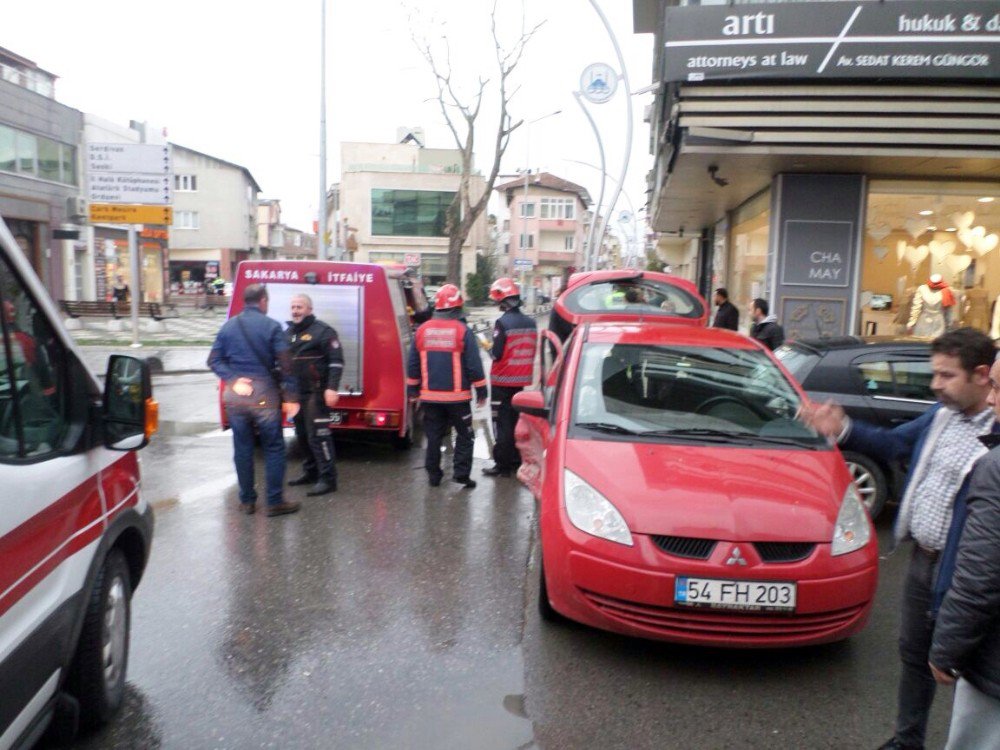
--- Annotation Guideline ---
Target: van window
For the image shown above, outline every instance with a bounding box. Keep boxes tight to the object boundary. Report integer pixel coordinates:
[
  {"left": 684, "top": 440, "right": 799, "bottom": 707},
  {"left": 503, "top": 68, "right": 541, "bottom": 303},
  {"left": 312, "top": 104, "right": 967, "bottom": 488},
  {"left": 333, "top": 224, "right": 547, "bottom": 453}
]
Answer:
[
  {"left": 261, "top": 283, "right": 364, "bottom": 394},
  {"left": 0, "top": 253, "right": 66, "bottom": 458}
]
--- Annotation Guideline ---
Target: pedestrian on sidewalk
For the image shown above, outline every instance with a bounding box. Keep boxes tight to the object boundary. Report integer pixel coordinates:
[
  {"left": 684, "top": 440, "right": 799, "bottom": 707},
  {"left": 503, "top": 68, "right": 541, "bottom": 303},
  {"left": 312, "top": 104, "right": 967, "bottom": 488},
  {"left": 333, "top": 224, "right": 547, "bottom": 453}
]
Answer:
[
  {"left": 802, "top": 328, "right": 997, "bottom": 750},
  {"left": 929, "top": 351, "right": 1000, "bottom": 749},
  {"left": 208, "top": 283, "right": 300, "bottom": 517},
  {"left": 407, "top": 284, "right": 487, "bottom": 489},
  {"left": 111, "top": 275, "right": 129, "bottom": 303},
  {"left": 749, "top": 298, "right": 784, "bottom": 350},
  {"left": 483, "top": 277, "right": 536, "bottom": 479},
  {"left": 285, "top": 293, "right": 343, "bottom": 497},
  {"left": 712, "top": 288, "right": 739, "bottom": 331}
]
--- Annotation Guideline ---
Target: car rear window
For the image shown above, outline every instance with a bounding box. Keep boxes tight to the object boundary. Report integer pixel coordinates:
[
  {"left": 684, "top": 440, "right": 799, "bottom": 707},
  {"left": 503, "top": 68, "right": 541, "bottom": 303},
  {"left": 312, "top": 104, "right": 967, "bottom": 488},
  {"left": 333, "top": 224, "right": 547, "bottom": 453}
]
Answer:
[
  {"left": 774, "top": 344, "right": 821, "bottom": 385},
  {"left": 562, "top": 279, "right": 704, "bottom": 320}
]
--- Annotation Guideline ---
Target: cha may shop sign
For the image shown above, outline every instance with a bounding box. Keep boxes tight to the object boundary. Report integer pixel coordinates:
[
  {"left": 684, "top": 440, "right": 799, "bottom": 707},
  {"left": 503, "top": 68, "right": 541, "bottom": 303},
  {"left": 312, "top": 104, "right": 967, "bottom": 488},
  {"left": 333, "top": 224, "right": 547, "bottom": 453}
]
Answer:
[{"left": 663, "top": 0, "right": 999, "bottom": 82}]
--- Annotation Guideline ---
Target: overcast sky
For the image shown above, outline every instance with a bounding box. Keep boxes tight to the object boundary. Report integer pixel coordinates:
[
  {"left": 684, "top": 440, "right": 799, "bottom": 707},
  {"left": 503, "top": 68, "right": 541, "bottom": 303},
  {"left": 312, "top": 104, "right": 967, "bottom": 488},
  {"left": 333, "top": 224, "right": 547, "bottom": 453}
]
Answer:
[{"left": 7, "top": 1, "right": 655, "bottom": 239}]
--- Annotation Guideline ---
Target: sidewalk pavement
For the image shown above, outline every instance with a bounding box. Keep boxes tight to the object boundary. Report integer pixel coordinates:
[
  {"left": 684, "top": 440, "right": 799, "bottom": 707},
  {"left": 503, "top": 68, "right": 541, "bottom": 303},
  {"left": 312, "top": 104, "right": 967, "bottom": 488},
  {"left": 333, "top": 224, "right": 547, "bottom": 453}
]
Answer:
[{"left": 68, "top": 305, "right": 512, "bottom": 374}]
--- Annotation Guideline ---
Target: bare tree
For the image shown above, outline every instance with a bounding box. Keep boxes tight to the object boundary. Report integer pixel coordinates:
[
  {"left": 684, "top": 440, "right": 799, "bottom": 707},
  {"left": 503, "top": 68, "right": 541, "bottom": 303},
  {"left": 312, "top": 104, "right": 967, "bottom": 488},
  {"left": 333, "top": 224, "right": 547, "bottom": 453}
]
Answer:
[{"left": 412, "top": 2, "right": 543, "bottom": 285}]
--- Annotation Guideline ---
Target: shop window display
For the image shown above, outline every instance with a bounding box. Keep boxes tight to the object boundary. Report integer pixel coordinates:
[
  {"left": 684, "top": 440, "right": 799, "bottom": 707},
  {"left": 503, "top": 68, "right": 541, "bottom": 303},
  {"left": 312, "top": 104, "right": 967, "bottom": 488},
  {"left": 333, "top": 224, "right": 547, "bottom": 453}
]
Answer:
[{"left": 860, "top": 183, "right": 999, "bottom": 339}]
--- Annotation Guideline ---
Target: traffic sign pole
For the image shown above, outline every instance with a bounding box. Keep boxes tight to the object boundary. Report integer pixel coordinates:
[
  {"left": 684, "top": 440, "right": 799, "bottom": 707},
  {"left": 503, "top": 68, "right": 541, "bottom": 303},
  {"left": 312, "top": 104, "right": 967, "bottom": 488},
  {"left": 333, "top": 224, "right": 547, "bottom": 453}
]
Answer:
[{"left": 129, "top": 225, "right": 141, "bottom": 348}]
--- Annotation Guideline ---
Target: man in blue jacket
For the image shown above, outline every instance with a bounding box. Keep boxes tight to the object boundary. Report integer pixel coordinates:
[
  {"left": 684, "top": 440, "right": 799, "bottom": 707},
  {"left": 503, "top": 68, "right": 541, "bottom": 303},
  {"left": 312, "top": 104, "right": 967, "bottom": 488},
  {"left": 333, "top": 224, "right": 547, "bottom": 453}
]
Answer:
[
  {"left": 929, "top": 352, "right": 1000, "bottom": 748},
  {"left": 208, "top": 284, "right": 300, "bottom": 517},
  {"left": 804, "top": 327, "right": 996, "bottom": 750}
]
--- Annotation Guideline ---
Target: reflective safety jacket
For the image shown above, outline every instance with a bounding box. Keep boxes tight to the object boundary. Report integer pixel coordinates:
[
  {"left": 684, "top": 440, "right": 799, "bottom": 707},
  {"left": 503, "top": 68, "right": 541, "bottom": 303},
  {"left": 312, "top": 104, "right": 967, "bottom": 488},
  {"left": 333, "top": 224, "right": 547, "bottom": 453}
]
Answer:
[
  {"left": 407, "top": 315, "right": 487, "bottom": 403},
  {"left": 490, "top": 307, "right": 537, "bottom": 388}
]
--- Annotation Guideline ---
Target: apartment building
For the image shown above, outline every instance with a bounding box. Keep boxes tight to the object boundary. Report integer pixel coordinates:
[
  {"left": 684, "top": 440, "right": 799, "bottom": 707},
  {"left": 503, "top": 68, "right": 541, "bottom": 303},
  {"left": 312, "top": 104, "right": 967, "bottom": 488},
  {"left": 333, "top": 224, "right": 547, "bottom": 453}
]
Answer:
[
  {"left": 494, "top": 172, "right": 591, "bottom": 300},
  {"left": 167, "top": 144, "right": 261, "bottom": 292},
  {"left": 0, "top": 46, "right": 82, "bottom": 296},
  {"left": 336, "top": 139, "right": 487, "bottom": 288}
]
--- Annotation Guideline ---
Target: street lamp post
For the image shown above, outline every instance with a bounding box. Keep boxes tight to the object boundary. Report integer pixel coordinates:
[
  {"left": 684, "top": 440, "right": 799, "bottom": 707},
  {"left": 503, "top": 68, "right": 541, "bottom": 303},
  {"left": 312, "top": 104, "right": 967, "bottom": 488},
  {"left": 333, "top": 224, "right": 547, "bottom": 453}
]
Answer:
[{"left": 318, "top": 0, "right": 328, "bottom": 260}]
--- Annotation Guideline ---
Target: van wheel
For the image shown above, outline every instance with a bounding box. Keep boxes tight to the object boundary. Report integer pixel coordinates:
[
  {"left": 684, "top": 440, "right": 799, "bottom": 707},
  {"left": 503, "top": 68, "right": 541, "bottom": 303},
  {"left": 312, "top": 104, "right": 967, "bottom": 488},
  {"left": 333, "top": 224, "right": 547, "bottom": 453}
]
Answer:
[
  {"left": 390, "top": 429, "right": 412, "bottom": 451},
  {"left": 66, "top": 549, "right": 131, "bottom": 730},
  {"left": 842, "top": 451, "right": 888, "bottom": 520}
]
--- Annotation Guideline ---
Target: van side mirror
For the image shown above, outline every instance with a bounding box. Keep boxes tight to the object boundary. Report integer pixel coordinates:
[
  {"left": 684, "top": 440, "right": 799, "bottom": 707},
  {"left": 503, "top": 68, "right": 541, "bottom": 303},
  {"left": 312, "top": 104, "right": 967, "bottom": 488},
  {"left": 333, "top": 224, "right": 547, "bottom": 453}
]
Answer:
[
  {"left": 513, "top": 389, "right": 549, "bottom": 419},
  {"left": 103, "top": 355, "right": 158, "bottom": 450}
]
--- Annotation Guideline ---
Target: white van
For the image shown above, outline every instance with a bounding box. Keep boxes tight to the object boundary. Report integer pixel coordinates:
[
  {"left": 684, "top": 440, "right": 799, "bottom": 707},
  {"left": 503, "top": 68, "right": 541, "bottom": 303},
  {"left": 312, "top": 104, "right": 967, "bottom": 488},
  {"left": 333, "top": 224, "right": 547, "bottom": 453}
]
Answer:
[{"left": 0, "top": 216, "right": 157, "bottom": 748}]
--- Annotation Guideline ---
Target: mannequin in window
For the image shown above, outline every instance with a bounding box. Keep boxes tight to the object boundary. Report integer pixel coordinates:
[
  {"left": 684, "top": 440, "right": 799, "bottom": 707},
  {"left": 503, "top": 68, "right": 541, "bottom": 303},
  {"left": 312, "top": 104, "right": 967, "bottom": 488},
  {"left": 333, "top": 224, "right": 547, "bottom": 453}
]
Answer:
[
  {"left": 907, "top": 273, "right": 954, "bottom": 338},
  {"left": 962, "top": 287, "right": 989, "bottom": 332}
]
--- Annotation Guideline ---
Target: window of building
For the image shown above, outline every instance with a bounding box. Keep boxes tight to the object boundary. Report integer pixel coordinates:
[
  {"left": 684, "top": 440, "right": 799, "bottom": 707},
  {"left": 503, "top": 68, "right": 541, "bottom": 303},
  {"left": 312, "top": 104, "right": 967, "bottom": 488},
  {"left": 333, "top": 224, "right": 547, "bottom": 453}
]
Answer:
[
  {"left": 564, "top": 235, "right": 575, "bottom": 251},
  {"left": 60, "top": 143, "right": 76, "bottom": 185},
  {"left": 15, "top": 132, "right": 35, "bottom": 176},
  {"left": 519, "top": 233, "right": 534, "bottom": 249},
  {"left": 175, "top": 174, "right": 198, "bottom": 192},
  {"left": 37, "top": 138, "right": 60, "bottom": 182},
  {"left": 728, "top": 189, "right": 771, "bottom": 331},
  {"left": 371, "top": 189, "right": 455, "bottom": 237},
  {"left": 540, "top": 197, "right": 576, "bottom": 220},
  {"left": 0, "top": 127, "right": 14, "bottom": 173},
  {"left": 0, "top": 125, "right": 75, "bottom": 185},
  {"left": 174, "top": 211, "right": 200, "bottom": 229},
  {"left": 861, "top": 181, "right": 999, "bottom": 339},
  {"left": 520, "top": 202, "right": 535, "bottom": 218}
]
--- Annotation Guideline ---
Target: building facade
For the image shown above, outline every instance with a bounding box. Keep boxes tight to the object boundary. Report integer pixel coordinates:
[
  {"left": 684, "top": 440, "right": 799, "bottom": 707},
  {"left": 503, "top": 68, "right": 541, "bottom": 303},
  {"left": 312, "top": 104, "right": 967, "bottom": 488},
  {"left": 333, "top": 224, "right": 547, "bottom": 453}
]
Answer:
[
  {"left": 636, "top": 0, "right": 1000, "bottom": 339},
  {"left": 336, "top": 141, "right": 487, "bottom": 288},
  {"left": 0, "top": 46, "right": 82, "bottom": 297},
  {"left": 257, "top": 199, "right": 317, "bottom": 260},
  {"left": 167, "top": 144, "right": 261, "bottom": 293},
  {"left": 494, "top": 172, "right": 591, "bottom": 300}
]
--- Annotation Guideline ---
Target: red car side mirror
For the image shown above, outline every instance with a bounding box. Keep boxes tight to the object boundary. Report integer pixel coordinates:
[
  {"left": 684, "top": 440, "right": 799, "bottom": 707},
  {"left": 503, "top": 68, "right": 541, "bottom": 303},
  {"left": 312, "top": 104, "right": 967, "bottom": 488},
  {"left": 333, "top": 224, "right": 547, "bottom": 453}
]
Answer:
[{"left": 513, "top": 390, "right": 549, "bottom": 419}]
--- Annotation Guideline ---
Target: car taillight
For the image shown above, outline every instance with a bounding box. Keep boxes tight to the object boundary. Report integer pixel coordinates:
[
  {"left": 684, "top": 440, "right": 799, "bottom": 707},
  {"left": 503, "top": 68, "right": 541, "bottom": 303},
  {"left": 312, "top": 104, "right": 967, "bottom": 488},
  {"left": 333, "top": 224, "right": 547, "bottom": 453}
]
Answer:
[{"left": 363, "top": 411, "right": 399, "bottom": 428}]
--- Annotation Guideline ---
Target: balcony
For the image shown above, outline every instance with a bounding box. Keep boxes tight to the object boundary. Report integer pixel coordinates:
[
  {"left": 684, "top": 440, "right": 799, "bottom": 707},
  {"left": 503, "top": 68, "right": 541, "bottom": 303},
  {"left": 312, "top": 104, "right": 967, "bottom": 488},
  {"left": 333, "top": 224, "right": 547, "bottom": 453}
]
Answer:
[
  {"left": 537, "top": 250, "right": 576, "bottom": 264},
  {"left": 538, "top": 218, "right": 578, "bottom": 232}
]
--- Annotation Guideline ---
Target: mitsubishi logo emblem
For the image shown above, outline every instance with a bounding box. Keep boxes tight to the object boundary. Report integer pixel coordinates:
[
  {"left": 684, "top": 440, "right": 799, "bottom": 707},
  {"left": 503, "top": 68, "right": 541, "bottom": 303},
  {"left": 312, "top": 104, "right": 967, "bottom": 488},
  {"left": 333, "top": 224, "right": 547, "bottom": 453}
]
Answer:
[{"left": 726, "top": 546, "right": 748, "bottom": 566}]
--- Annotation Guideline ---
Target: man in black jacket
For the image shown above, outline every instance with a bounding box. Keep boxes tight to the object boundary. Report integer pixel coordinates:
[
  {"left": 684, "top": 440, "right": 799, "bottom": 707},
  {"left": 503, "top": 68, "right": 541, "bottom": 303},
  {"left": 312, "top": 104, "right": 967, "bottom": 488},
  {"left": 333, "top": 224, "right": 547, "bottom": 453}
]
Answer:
[
  {"left": 286, "top": 293, "right": 344, "bottom": 496},
  {"left": 929, "top": 355, "right": 1000, "bottom": 748},
  {"left": 712, "top": 288, "right": 739, "bottom": 331},
  {"left": 749, "top": 298, "right": 785, "bottom": 350}
]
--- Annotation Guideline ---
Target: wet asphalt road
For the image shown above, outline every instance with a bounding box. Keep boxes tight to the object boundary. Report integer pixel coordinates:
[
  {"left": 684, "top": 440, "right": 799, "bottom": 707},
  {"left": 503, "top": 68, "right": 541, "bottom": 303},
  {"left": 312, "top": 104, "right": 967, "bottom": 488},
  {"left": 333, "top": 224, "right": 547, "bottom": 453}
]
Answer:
[{"left": 60, "top": 375, "right": 955, "bottom": 750}]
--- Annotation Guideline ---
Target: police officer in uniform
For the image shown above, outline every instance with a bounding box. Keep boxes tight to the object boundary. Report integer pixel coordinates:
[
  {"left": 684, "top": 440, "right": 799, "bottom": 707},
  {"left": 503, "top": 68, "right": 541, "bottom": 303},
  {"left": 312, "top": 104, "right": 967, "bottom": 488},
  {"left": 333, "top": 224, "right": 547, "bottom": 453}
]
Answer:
[
  {"left": 407, "top": 284, "right": 487, "bottom": 489},
  {"left": 286, "top": 293, "right": 344, "bottom": 496},
  {"left": 483, "top": 277, "right": 537, "bottom": 478}
]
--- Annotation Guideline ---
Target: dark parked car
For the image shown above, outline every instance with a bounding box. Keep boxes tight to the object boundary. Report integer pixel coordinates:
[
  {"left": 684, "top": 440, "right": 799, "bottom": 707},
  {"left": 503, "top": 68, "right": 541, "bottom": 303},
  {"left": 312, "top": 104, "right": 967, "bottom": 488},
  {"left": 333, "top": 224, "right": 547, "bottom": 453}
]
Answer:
[{"left": 775, "top": 336, "right": 933, "bottom": 519}]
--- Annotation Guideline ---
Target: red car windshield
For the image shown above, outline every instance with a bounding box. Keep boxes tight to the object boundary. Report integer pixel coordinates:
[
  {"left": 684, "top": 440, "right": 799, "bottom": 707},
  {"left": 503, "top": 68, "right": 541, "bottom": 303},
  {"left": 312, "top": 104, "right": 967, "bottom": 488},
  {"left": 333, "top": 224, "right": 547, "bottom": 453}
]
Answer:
[{"left": 570, "top": 343, "right": 826, "bottom": 448}]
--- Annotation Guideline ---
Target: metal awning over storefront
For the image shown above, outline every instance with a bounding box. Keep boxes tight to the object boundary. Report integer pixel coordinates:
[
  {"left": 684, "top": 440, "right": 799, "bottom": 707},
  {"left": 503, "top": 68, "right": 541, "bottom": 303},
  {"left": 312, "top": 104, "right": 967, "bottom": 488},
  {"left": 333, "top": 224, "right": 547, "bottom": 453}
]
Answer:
[{"left": 653, "top": 83, "right": 1000, "bottom": 233}]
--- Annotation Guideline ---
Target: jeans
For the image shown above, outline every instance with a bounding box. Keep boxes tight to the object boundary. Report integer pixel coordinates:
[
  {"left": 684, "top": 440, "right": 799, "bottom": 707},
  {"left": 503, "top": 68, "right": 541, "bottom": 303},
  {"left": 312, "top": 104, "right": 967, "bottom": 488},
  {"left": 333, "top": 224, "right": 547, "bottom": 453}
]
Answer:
[
  {"left": 226, "top": 396, "right": 286, "bottom": 507},
  {"left": 422, "top": 401, "right": 474, "bottom": 481},
  {"left": 292, "top": 392, "right": 336, "bottom": 482},
  {"left": 894, "top": 545, "right": 940, "bottom": 748},
  {"left": 490, "top": 385, "right": 522, "bottom": 470}
]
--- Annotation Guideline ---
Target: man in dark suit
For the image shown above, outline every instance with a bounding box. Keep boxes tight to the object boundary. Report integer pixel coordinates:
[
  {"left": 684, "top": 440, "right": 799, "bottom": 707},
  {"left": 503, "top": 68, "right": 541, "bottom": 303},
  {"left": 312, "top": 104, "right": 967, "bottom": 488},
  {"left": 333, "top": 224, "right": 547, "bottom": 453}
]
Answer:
[{"left": 712, "top": 288, "right": 739, "bottom": 331}]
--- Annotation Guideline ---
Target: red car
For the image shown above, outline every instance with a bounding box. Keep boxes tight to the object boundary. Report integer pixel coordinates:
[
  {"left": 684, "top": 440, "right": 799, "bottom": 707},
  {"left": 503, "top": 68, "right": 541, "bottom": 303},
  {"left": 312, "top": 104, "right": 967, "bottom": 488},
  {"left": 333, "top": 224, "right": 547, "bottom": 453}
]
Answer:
[
  {"left": 548, "top": 270, "right": 709, "bottom": 342},
  {"left": 514, "top": 322, "right": 878, "bottom": 648}
]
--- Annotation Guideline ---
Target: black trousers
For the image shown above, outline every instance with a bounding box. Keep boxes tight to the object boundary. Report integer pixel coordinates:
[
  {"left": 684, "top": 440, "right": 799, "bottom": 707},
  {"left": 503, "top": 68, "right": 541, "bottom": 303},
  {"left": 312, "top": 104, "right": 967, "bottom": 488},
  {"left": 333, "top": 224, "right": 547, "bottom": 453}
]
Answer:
[
  {"left": 292, "top": 392, "right": 336, "bottom": 482},
  {"left": 422, "top": 401, "right": 474, "bottom": 481},
  {"left": 893, "top": 545, "right": 940, "bottom": 748},
  {"left": 490, "top": 385, "right": 522, "bottom": 470}
]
